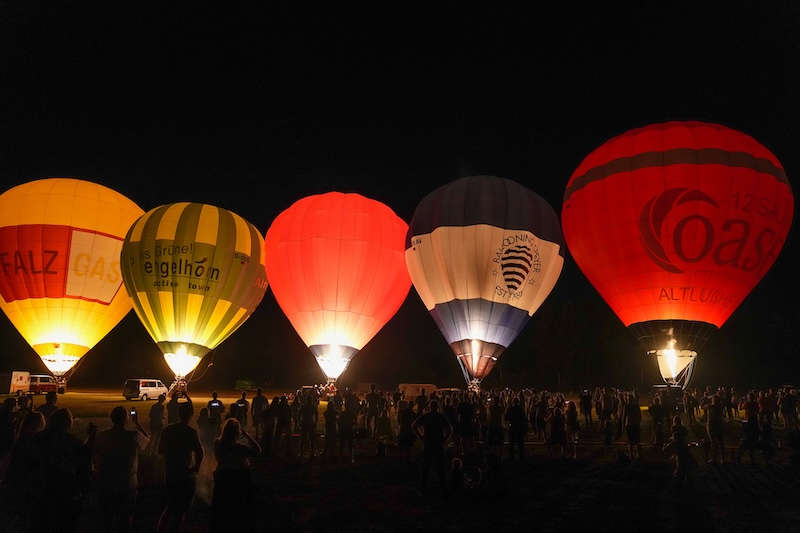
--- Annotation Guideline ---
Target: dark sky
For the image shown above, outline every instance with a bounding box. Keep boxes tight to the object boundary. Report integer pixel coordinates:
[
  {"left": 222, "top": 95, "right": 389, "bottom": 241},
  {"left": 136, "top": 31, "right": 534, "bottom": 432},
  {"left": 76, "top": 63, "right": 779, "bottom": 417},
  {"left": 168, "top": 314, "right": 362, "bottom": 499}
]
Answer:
[{"left": 1, "top": 3, "right": 798, "bottom": 390}]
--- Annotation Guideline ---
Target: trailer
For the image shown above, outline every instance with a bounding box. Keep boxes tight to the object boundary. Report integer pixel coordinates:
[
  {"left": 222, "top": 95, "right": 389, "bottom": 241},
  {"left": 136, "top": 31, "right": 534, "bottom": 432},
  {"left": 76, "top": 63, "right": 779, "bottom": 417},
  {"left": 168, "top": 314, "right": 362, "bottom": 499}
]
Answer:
[{"left": 0, "top": 371, "right": 31, "bottom": 394}]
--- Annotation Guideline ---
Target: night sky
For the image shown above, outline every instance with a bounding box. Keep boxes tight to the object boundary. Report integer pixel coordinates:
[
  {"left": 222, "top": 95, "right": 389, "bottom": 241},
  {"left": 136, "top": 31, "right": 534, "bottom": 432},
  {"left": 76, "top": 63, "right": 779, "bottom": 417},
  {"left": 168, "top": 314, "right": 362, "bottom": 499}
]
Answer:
[{"left": 1, "top": 4, "right": 797, "bottom": 390}]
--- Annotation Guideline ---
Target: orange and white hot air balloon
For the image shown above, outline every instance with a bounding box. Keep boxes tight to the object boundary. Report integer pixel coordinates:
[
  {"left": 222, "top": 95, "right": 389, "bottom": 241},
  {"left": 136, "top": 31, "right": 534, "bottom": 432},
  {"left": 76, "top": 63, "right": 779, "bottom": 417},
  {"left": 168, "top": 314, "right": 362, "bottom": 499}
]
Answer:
[{"left": 0, "top": 178, "right": 144, "bottom": 381}]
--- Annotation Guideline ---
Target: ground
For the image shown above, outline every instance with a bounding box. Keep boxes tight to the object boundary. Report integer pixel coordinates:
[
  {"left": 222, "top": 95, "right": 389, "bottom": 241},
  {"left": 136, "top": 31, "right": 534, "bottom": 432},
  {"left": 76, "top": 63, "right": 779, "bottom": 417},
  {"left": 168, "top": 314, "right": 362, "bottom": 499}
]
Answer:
[{"left": 1, "top": 389, "right": 798, "bottom": 532}]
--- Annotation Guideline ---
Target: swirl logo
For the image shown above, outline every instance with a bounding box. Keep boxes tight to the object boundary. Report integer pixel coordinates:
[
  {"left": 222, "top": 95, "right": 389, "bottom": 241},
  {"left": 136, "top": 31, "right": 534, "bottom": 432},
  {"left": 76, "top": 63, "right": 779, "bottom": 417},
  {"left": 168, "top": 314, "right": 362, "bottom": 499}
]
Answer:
[{"left": 639, "top": 188, "right": 718, "bottom": 273}]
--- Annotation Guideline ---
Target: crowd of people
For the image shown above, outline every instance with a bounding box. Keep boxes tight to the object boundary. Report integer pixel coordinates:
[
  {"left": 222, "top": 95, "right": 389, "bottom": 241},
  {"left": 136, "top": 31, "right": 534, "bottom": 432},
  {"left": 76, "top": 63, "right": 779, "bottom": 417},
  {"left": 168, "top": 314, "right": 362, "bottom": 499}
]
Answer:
[{"left": 0, "top": 383, "right": 797, "bottom": 531}]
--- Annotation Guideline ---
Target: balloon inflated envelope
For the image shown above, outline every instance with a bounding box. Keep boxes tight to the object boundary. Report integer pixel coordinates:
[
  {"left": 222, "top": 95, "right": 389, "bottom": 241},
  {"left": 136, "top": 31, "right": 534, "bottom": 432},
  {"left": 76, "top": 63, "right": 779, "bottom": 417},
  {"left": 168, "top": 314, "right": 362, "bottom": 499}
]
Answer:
[
  {"left": 406, "top": 176, "right": 564, "bottom": 384},
  {"left": 121, "top": 203, "right": 268, "bottom": 379},
  {"left": 0, "top": 178, "right": 144, "bottom": 378}
]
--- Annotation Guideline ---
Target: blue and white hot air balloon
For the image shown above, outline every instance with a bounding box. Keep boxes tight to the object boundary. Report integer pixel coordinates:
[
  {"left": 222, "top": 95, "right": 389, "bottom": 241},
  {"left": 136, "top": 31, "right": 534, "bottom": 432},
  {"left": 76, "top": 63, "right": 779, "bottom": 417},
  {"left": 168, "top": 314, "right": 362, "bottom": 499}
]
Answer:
[{"left": 405, "top": 176, "right": 564, "bottom": 386}]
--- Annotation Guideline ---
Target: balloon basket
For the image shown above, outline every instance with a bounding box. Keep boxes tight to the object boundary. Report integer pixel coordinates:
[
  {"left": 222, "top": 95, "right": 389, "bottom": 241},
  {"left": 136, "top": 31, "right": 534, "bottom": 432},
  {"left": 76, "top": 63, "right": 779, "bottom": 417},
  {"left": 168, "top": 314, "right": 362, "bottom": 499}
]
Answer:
[
  {"left": 467, "top": 379, "right": 481, "bottom": 393},
  {"left": 168, "top": 378, "right": 188, "bottom": 396}
]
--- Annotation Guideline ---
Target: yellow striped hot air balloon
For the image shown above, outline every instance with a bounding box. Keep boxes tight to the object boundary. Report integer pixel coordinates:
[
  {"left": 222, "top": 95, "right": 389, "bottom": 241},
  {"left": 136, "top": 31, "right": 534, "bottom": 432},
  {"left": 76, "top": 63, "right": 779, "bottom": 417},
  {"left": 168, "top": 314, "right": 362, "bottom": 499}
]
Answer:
[
  {"left": 0, "top": 178, "right": 144, "bottom": 381},
  {"left": 120, "top": 203, "right": 268, "bottom": 381}
]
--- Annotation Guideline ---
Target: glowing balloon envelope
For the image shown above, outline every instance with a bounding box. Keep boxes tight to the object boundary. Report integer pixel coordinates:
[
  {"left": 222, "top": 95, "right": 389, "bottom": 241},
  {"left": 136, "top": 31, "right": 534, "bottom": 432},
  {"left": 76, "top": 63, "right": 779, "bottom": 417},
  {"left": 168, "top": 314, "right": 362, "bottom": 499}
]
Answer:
[
  {"left": 562, "top": 121, "right": 794, "bottom": 385},
  {"left": 406, "top": 176, "right": 565, "bottom": 385},
  {"left": 121, "top": 203, "right": 268, "bottom": 379},
  {"left": 264, "top": 192, "right": 411, "bottom": 381},
  {"left": 0, "top": 178, "right": 144, "bottom": 378}
]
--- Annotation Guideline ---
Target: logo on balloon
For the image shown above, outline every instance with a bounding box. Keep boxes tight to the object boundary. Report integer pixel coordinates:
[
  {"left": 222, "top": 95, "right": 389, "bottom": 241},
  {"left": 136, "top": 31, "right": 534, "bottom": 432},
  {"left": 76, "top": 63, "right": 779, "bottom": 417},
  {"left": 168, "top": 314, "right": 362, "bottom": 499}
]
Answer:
[
  {"left": 495, "top": 234, "right": 541, "bottom": 295},
  {"left": 639, "top": 188, "right": 718, "bottom": 274},
  {"left": 639, "top": 187, "right": 782, "bottom": 275}
]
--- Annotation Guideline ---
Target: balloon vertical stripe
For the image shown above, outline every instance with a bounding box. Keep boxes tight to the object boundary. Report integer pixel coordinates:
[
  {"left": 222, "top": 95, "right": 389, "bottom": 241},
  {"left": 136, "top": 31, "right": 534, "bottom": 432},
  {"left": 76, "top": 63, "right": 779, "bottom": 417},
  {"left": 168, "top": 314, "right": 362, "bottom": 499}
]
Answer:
[{"left": 121, "top": 202, "right": 268, "bottom": 378}]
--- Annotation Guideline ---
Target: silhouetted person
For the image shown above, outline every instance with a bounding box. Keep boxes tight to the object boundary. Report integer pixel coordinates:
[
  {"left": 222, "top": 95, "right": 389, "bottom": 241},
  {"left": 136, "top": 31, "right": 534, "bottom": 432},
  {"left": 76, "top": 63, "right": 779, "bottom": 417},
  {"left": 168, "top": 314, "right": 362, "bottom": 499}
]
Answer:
[
  {"left": 0, "top": 397, "right": 18, "bottom": 458},
  {"left": 30, "top": 408, "right": 91, "bottom": 533},
  {"left": 339, "top": 405, "right": 356, "bottom": 462},
  {"left": 375, "top": 406, "right": 393, "bottom": 445},
  {"left": 706, "top": 395, "right": 725, "bottom": 464},
  {"left": 366, "top": 384, "right": 380, "bottom": 437},
  {"left": 158, "top": 402, "right": 204, "bottom": 533},
  {"left": 93, "top": 406, "right": 149, "bottom": 533},
  {"left": 546, "top": 405, "right": 566, "bottom": 457},
  {"left": 580, "top": 389, "right": 592, "bottom": 426},
  {"left": 397, "top": 401, "right": 416, "bottom": 458},
  {"left": 251, "top": 388, "right": 268, "bottom": 440},
  {"left": 737, "top": 395, "right": 760, "bottom": 464},
  {"left": 299, "top": 396, "right": 318, "bottom": 460},
  {"left": 505, "top": 396, "right": 527, "bottom": 460},
  {"left": 323, "top": 401, "right": 338, "bottom": 459},
  {"left": 565, "top": 400, "right": 579, "bottom": 459},
  {"left": 456, "top": 395, "right": 475, "bottom": 453},
  {"left": 625, "top": 394, "right": 642, "bottom": 460},
  {"left": 664, "top": 415, "right": 691, "bottom": 485},
  {"left": 212, "top": 418, "right": 260, "bottom": 532},
  {"left": 207, "top": 391, "right": 225, "bottom": 424},
  {"left": 37, "top": 391, "right": 58, "bottom": 419},
  {"left": 3, "top": 411, "right": 45, "bottom": 524},
  {"left": 258, "top": 397, "right": 279, "bottom": 456},
  {"left": 167, "top": 392, "right": 180, "bottom": 425},
  {"left": 413, "top": 400, "right": 452, "bottom": 495},
  {"left": 488, "top": 396, "right": 504, "bottom": 452},
  {"left": 415, "top": 389, "right": 428, "bottom": 414},
  {"left": 274, "top": 395, "right": 292, "bottom": 457},
  {"left": 234, "top": 391, "right": 249, "bottom": 428},
  {"left": 149, "top": 393, "right": 167, "bottom": 452},
  {"left": 650, "top": 395, "right": 666, "bottom": 448}
]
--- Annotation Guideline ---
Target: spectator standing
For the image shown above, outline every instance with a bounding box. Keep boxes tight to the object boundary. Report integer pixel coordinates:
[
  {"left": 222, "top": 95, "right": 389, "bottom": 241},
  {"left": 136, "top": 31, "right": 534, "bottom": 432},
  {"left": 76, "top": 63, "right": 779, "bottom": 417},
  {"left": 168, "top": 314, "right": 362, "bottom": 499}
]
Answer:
[
  {"left": 93, "top": 406, "right": 149, "bottom": 532},
  {"left": 323, "top": 401, "right": 338, "bottom": 460},
  {"left": 412, "top": 400, "right": 452, "bottom": 496},
  {"left": 207, "top": 391, "right": 225, "bottom": 425},
  {"left": 565, "top": 401, "right": 579, "bottom": 459},
  {"left": 158, "top": 402, "right": 204, "bottom": 533},
  {"left": 625, "top": 394, "right": 642, "bottom": 460},
  {"left": 30, "top": 408, "right": 92, "bottom": 533},
  {"left": 706, "top": 395, "right": 725, "bottom": 464},
  {"left": 149, "top": 393, "right": 167, "bottom": 452},
  {"left": 211, "top": 418, "right": 260, "bottom": 532},
  {"left": 505, "top": 396, "right": 528, "bottom": 461},
  {"left": 251, "top": 388, "right": 268, "bottom": 441},
  {"left": 234, "top": 391, "right": 249, "bottom": 428}
]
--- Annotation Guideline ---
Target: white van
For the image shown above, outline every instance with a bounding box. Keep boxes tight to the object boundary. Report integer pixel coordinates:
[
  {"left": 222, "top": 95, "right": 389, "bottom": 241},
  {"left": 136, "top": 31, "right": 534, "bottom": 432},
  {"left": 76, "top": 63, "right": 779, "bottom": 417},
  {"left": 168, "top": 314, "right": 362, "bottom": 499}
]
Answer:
[{"left": 123, "top": 378, "right": 169, "bottom": 401}]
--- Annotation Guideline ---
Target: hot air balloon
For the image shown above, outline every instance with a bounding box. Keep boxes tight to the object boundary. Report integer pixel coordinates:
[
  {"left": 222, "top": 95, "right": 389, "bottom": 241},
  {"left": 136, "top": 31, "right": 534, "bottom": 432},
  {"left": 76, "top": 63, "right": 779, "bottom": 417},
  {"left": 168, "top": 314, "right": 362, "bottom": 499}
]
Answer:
[
  {"left": 264, "top": 193, "right": 411, "bottom": 382},
  {"left": 406, "top": 176, "right": 565, "bottom": 387},
  {"left": 562, "top": 121, "right": 794, "bottom": 388},
  {"left": 121, "top": 203, "right": 268, "bottom": 385},
  {"left": 0, "top": 178, "right": 144, "bottom": 386}
]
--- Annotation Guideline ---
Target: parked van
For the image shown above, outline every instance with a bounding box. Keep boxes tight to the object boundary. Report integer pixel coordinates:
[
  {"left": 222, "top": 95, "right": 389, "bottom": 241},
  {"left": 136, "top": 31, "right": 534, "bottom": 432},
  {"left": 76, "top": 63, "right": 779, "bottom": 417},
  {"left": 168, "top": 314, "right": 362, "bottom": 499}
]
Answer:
[
  {"left": 29, "top": 374, "right": 59, "bottom": 394},
  {"left": 398, "top": 383, "right": 439, "bottom": 399},
  {"left": 0, "top": 371, "right": 30, "bottom": 394},
  {"left": 123, "top": 378, "right": 169, "bottom": 401}
]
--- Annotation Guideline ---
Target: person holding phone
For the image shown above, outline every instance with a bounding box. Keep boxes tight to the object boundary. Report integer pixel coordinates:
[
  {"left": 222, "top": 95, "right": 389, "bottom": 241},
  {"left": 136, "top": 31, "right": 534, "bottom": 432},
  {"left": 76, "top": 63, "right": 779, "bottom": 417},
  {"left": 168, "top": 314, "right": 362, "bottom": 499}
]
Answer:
[{"left": 92, "top": 406, "right": 150, "bottom": 532}]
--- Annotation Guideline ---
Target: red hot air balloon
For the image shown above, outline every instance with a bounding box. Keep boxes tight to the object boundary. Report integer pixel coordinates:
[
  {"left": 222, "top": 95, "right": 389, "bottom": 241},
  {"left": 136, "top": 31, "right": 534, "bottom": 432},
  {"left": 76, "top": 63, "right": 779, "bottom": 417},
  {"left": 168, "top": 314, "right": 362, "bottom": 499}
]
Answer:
[
  {"left": 265, "top": 193, "right": 411, "bottom": 382},
  {"left": 562, "top": 122, "right": 793, "bottom": 386}
]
